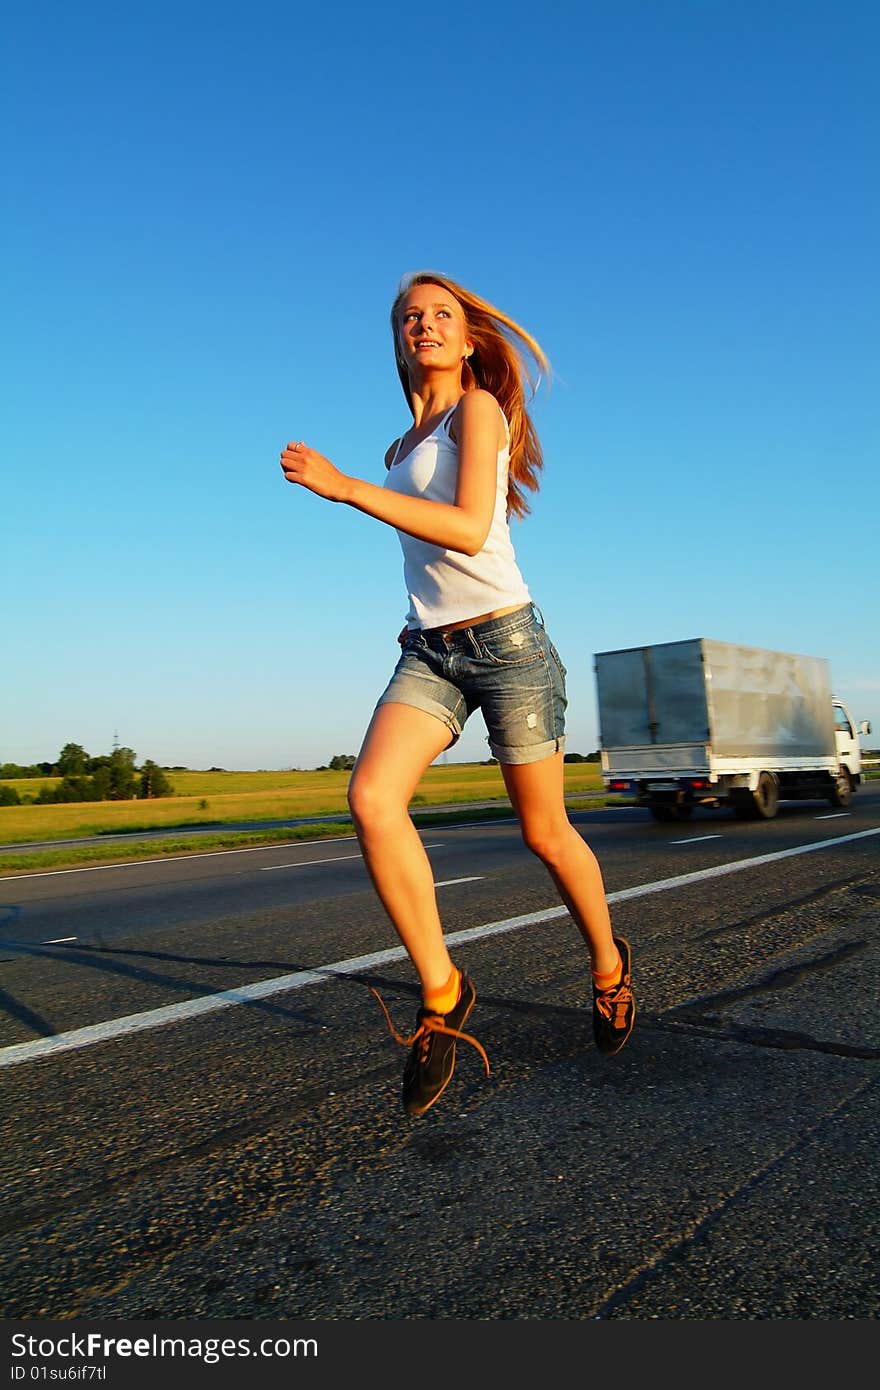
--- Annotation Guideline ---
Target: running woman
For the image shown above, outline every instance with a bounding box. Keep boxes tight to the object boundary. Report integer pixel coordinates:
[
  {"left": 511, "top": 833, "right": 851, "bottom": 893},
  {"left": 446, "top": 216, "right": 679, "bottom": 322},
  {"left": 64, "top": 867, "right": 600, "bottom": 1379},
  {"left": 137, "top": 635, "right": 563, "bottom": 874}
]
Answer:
[{"left": 279, "top": 270, "right": 635, "bottom": 1116}]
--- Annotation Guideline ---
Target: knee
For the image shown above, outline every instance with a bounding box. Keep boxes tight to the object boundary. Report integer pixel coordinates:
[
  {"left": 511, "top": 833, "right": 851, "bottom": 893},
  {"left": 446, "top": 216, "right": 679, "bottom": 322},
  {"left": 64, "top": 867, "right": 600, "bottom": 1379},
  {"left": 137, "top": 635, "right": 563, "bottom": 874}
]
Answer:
[
  {"left": 346, "top": 770, "right": 372, "bottom": 829},
  {"left": 519, "top": 816, "right": 569, "bottom": 864},
  {"left": 347, "top": 770, "right": 398, "bottom": 833}
]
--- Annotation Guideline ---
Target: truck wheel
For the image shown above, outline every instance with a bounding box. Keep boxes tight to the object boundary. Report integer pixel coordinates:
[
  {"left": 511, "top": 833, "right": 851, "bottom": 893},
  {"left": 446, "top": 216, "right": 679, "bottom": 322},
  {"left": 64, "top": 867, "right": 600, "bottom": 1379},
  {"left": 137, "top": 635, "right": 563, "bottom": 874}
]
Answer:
[
  {"left": 830, "top": 768, "right": 852, "bottom": 808},
  {"left": 752, "top": 772, "right": 779, "bottom": 819}
]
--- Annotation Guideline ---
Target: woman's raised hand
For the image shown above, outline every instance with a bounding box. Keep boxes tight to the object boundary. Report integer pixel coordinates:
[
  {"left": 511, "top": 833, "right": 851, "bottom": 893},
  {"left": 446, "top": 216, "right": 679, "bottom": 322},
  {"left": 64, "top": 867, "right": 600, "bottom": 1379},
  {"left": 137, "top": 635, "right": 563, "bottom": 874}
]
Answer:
[{"left": 280, "top": 441, "right": 350, "bottom": 502}]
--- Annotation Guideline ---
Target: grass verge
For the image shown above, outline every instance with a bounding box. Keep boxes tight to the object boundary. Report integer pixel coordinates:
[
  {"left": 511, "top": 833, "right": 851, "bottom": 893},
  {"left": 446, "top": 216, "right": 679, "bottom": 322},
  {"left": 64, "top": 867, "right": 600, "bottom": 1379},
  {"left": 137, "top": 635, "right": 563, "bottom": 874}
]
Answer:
[{"left": 0, "top": 797, "right": 629, "bottom": 877}]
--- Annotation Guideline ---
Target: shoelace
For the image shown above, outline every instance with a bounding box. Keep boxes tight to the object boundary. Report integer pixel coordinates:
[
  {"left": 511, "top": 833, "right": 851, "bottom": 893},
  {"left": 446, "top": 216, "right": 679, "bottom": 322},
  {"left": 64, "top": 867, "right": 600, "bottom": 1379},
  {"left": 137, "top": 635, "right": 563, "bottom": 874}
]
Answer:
[
  {"left": 594, "top": 979, "right": 633, "bottom": 1028},
  {"left": 369, "top": 987, "right": 491, "bottom": 1076}
]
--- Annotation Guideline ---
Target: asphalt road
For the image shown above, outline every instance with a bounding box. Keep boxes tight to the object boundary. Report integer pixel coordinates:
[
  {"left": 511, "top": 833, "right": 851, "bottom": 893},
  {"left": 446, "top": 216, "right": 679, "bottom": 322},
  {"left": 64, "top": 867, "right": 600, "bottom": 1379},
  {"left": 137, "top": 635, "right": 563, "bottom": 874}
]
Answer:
[{"left": 1, "top": 790, "right": 878, "bottom": 1323}]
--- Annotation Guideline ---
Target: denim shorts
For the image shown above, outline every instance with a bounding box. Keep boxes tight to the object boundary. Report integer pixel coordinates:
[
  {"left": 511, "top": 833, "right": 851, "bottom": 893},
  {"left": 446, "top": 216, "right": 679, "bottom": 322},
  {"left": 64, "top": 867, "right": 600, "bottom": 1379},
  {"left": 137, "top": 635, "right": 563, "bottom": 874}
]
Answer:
[{"left": 375, "top": 603, "right": 567, "bottom": 765}]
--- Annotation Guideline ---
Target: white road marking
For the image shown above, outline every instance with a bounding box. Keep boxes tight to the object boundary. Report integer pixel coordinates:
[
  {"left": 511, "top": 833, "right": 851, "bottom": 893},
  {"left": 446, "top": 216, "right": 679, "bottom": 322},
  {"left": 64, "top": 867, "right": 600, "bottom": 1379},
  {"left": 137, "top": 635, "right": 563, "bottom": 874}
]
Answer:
[
  {"left": 670, "top": 835, "right": 723, "bottom": 845},
  {"left": 260, "top": 852, "right": 365, "bottom": 872},
  {"left": 2, "top": 825, "right": 878, "bottom": 1070},
  {"left": 0, "top": 835, "right": 360, "bottom": 881},
  {"left": 0, "top": 836, "right": 444, "bottom": 882},
  {"left": 259, "top": 844, "right": 443, "bottom": 872},
  {"left": 603, "top": 826, "right": 880, "bottom": 904},
  {"left": 435, "top": 877, "right": 484, "bottom": 888},
  {"left": 815, "top": 813, "right": 850, "bottom": 821},
  {"left": 43, "top": 937, "right": 77, "bottom": 944}
]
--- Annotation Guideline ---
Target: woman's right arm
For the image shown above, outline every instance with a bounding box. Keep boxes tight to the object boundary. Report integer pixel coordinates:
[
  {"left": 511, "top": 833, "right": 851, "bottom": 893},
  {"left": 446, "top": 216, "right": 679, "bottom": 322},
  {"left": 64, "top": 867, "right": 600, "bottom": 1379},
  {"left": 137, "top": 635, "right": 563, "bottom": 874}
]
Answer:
[{"left": 280, "top": 391, "right": 502, "bottom": 557}]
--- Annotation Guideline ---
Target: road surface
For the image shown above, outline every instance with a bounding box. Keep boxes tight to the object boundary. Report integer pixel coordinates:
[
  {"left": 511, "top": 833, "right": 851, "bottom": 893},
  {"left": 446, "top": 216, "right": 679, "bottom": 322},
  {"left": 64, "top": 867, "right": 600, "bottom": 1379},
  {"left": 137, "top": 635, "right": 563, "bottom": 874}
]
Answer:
[{"left": 1, "top": 792, "right": 878, "bottom": 1322}]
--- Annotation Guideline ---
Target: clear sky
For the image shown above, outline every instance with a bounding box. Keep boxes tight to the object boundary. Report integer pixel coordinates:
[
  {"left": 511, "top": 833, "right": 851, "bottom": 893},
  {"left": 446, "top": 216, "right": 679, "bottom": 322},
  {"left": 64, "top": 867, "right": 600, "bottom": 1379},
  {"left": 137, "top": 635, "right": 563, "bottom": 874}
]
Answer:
[{"left": 4, "top": 0, "right": 878, "bottom": 771}]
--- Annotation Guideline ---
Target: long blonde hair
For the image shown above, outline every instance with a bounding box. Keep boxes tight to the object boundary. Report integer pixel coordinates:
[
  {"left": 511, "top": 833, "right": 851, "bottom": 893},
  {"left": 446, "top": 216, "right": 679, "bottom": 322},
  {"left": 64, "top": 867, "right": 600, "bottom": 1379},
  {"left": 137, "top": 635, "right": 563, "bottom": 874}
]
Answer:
[{"left": 390, "top": 271, "right": 550, "bottom": 520}]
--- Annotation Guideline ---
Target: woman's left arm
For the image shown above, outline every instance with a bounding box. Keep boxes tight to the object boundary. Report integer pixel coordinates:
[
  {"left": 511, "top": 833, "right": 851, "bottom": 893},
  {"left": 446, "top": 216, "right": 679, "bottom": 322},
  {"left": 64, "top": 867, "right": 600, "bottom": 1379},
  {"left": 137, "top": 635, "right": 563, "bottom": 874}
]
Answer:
[{"left": 279, "top": 390, "right": 502, "bottom": 556}]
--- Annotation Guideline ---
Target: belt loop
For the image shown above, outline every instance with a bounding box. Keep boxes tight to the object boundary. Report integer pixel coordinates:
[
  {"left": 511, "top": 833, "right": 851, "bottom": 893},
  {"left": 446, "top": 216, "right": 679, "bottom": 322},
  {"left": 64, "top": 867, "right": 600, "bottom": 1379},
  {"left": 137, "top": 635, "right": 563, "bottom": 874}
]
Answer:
[{"left": 532, "top": 602, "right": 545, "bottom": 628}]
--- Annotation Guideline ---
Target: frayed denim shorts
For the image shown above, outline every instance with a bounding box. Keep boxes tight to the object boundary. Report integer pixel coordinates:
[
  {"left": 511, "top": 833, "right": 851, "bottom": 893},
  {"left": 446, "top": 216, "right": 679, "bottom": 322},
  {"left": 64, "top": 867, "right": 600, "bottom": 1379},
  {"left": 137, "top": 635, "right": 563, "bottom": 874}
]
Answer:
[{"left": 375, "top": 603, "right": 567, "bottom": 765}]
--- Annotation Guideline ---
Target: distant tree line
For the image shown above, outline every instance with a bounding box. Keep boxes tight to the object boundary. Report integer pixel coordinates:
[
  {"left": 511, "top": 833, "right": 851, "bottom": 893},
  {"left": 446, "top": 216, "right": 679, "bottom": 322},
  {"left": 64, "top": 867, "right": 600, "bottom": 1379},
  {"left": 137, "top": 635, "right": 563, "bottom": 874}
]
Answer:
[
  {"left": 314, "top": 754, "right": 358, "bottom": 771},
  {"left": 0, "top": 742, "right": 174, "bottom": 805},
  {"left": 312, "top": 750, "right": 600, "bottom": 772}
]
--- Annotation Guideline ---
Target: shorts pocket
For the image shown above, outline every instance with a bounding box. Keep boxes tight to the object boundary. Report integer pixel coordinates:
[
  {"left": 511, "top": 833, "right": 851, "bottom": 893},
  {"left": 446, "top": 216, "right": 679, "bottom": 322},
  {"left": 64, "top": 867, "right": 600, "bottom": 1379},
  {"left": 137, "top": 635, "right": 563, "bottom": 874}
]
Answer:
[
  {"left": 546, "top": 639, "right": 567, "bottom": 679},
  {"left": 477, "top": 625, "right": 545, "bottom": 667}
]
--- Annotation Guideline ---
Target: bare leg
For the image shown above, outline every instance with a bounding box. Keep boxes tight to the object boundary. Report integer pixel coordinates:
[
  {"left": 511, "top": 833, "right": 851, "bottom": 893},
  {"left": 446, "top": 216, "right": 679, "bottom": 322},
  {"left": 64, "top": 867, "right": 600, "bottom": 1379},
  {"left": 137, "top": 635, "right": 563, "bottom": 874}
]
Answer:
[
  {"left": 348, "top": 702, "right": 456, "bottom": 995},
  {"left": 502, "top": 750, "right": 620, "bottom": 975}
]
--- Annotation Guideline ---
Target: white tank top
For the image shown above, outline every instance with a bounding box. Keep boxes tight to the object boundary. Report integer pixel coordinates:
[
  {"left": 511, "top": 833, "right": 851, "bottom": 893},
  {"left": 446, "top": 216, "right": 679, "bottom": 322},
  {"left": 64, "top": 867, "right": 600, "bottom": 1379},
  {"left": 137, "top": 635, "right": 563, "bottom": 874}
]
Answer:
[{"left": 383, "top": 401, "right": 531, "bottom": 629}]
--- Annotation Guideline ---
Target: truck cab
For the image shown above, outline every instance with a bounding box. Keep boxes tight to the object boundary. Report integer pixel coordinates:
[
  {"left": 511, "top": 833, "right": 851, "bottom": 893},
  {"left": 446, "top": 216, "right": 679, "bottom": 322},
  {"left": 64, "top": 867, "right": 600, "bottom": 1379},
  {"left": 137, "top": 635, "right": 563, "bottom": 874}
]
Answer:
[{"left": 832, "top": 699, "right": 871, "bottom": 802}]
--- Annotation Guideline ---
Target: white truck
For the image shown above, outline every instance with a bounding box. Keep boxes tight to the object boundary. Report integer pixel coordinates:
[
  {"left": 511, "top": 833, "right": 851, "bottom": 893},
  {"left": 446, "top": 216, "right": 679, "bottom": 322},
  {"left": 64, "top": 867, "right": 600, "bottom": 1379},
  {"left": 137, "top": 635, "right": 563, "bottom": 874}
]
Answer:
[{"left": 594, "top": 638, "right": 871, "bottom": 821}]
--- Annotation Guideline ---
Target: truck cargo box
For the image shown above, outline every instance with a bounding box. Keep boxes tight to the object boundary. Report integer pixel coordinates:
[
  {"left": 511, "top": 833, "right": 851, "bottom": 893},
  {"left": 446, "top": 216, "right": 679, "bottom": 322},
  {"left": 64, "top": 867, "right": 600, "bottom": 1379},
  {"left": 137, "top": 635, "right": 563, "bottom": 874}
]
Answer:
[{"left": 595, "top": 638, "right": 837, "bottom": 762}]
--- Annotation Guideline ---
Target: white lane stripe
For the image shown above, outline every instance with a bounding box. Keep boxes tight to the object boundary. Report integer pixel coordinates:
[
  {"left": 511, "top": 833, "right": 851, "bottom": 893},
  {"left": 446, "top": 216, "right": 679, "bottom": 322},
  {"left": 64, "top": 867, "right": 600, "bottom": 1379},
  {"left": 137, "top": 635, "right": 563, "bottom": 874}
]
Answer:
[
  {"left": 435, "top": 876, "right": 484, "bottom": 888},
  {"left": 259, "top": 845, "right": 443, "bottom": 872},
  {"left": 2, "top": 825, "right": 878, "bottom": 1070},
  {"left": 603, "top": 826, "right": 880, "bottom": 904},
  {"left": 43, "top": 937, "right": 77, "bottom": 944},
  {"left": 0, "top": 835, "right": 360, "bottom": 881},
  {"left": 0, "top": 836, "right": 445, "bottom": 882},
  {"left": 670, "top": 835, "right": 723, "bottom": 845},
  {"left": 815, "top": 813, "right": 850, "bottom": 821},
  {"left": 261, "top": 852, "right": 365, "bottom": 872}
]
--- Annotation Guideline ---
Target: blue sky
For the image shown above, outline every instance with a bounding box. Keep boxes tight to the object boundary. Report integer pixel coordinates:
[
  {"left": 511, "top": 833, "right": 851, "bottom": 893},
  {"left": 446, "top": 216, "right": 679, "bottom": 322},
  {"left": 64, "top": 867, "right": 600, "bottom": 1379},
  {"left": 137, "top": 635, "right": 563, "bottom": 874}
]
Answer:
[{"left": 4, "top": 0, "right": 878, "bottom": 771}]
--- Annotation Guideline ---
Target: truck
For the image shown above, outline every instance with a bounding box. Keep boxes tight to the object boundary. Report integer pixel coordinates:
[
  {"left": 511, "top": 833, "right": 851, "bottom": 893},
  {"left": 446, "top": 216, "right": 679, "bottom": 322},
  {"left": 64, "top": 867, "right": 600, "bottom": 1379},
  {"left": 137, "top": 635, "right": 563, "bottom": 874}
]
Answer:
[{"left": 594, "top": 638, "right": 871, "bottom": 821}]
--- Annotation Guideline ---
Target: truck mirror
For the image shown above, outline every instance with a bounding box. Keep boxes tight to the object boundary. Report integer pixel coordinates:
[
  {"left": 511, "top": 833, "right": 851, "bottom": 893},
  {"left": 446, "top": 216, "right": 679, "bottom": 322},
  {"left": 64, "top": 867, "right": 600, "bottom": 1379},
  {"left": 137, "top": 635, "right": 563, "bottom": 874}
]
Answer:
[{"left": 859, "top": 720, "right": 872, "bottom": 735}]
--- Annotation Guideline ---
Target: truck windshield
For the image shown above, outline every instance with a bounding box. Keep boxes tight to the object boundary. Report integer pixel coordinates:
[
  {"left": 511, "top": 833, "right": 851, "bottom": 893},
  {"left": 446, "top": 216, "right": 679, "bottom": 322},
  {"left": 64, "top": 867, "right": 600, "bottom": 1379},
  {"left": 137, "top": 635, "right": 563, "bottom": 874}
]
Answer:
[{"left": 833, "top": 706, "right": 853, "bottom": 735}]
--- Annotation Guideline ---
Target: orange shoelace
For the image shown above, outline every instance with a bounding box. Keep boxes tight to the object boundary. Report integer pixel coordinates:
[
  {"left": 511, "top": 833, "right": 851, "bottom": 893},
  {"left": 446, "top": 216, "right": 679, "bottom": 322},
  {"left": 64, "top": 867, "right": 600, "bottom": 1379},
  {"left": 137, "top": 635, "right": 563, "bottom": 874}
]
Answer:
[
  {"left": 369, "top": 987, "right": 491, "bottom": 1076},
  {"left": 594, "top": 979, "right": 634, "bottom": 1029}
]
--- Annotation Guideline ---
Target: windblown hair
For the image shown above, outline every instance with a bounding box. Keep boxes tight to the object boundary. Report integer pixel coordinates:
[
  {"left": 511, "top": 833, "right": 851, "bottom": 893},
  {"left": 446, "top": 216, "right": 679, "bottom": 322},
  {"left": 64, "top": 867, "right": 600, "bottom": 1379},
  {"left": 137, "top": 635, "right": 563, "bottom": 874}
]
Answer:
[{"left": 390, "top": 270, "right": 550, "bottom": 520}]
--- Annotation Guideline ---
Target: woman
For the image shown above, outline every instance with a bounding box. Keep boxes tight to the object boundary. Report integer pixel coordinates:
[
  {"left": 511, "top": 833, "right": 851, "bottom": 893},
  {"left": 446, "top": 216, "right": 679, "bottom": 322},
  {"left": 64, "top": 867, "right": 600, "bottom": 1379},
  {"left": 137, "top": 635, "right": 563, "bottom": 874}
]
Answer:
[{"left": 280, "top": 270, "right": 635, "bottom": 1117}]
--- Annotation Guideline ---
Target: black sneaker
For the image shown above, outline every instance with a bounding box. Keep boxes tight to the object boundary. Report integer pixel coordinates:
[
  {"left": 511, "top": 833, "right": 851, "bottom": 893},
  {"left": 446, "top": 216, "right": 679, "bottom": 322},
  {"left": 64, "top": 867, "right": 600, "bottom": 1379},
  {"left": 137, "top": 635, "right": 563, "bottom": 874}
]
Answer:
[
  {"left": 371, "top": 970, "right": 489, "bottom": 1116},
  {"left": 592, "top": 935, "right": 636, "bottom": 1056}
]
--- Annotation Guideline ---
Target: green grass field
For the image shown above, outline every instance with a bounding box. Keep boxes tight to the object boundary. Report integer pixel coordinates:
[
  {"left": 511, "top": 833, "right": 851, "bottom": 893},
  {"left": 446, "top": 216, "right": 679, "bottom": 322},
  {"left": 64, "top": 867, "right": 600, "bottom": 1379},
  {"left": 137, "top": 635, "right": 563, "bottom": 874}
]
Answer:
[{"left": 0, "top": 761, "right": 611, "bottom": 875}]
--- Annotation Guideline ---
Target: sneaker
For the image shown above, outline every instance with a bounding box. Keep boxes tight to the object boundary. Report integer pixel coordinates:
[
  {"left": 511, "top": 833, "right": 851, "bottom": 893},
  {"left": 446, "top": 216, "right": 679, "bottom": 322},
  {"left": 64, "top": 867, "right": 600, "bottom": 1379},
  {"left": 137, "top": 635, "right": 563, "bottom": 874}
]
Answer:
[
  {"left": 592, "top": 935, "right": 636, "bottom": 1056},
  {"left": 371, "top": 970, "right": 489, "bottom": 1116}
]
